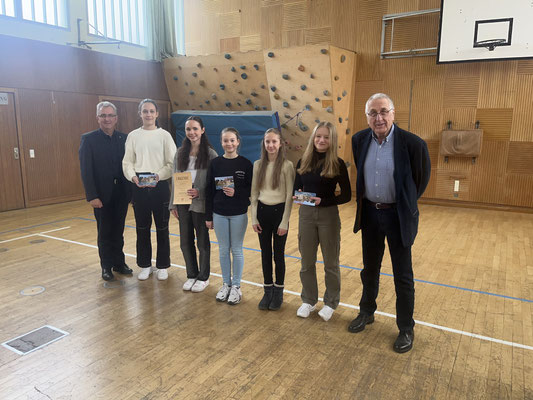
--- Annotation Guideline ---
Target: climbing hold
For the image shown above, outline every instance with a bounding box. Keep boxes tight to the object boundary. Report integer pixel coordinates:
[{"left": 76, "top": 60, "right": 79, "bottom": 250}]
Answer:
[
  {"left": 339, "top": 117, "right": 343, "bottom": 123},
  {"left": 225, "top": 102, "right": 231, "bottom": 107},
  {"left": 255, "top": 105, "right": 260, "bottom": 110},
  {"left": 340, "top": 55, "right": 346, "bottom": 63},
  {"left": 283, "top": 102, "right": 289, "bottom": 108},
  {"left": 300, "top": 84, "right": 307, "bottom": 90},
  {"left": 173, "top": 101, "right": 179, "bottom": 106},
  {"left": 270, "top": 86, "right": 277, "bottom": 92},
  {"left": 305, "top": 104, "right": 311, "bottom": 110},
  {"left": 189, "top": 90, "right": 195, "bottom": 95},
  {"left": 199, "top": 80, "right": 205, "bottom": 86},
  {"left": 323, "top": 90, "right": 329, "bottom": 96},
  {"left": 185, "top": 82, "right": 189, "bottom": 86},
  {"left": 334, "top": 76, "right": 339, "bottom": 81},
  {"left": 282, "top": 74, "right": 289, "bottom": 80},
  {"left": 291, "top": 95, "right": 297, "bottom": 100},
  {"left": 284, "top": 113, "right": 290, "bottom": 119},
  {"left": 260, "top": 84, "right": 265, "bottom": 89},
  {"left": 237, "top": 102, "right": 242, "bottom": 107},
  {"left": 267, "top": 52, "right": 274, "bottom": 58},
  {"left": 199, "top": 104, "right": 203, "bottom": 108},
  {"left": 315, "top": 98, "right": 320, "bottom": 102},
  {"left": 231, "top": 66, "right": 236, "bottom": 72},
  {"left": 281, "top": 124, "right": 288, "bottom": 129},
  {"left": 178, "top": 66, "right": 182, "bottom": 70},
  {"left": 315, "top": 119, "right": 320, "bottom": 123},
  {"left": 240, "top": 65, "right": 246, "bottom": 70},
  {"left": 337, "top": 97, "right": 342, "bottom": 101},
  {"left": 346, "top": 128, "right": 351, "bottom": 135},
  {"left": 186, "top": 101, "right": 189, "bottom": 105},
  {"left": 224, "top": 53, "right": 232, "bottom": 59},
  {"left": 320, "top": 48, "right": 328, "bottom": 54},
  {"left": 298, "top": 121, "right": 308, "bottom": 131},
  {"left": 342, "top": 90, "right": 347, "bottom": 97},
  {"left": 298, "top": 65, "right": 305, "bottom": 72},
  {"left": 326, "top": 106, "right": 333, "bottom": 113},
  {"left": 213, "top": 67, "right": 218, "bottom": 72},
  {"left": 274, "top": 93, "right": 280, "bottom": 100},
  {"left": 173, "top": 75, "right": 178, "bottom": 81},
  {"left": 250, "top": 91, "right": 258, "bottom": 97},
  {"left": 192, "top": 72, "right": 198, "bottom": 77},
  {"left": 205, "top": 100, "right": 210, "bottom": 104},
  {"left": 238, "top": 91, "right": 243, "bottom": 94},
  {"left": 220, "top": 84, "right": 225, "bottom": 90},
  {"left": 241, "top": 73, "right": 248, "bottom": 79},
  {"left": 245, "top": 99, "right": 252, "bottom": 105},
  {"left": 233, "top": 79, "right": 238, "bottom": 83},
  {"left": 254, "top": 64, "right": 259, "bottom": 70},
  {"left": 310, "top": 73, "right": 314, "bottom": 79},
  {"left": 197, "top": 62, "right": 202, "bottom": 68},
  {"left": 262, "top": 106, "right": 267, "bottom": 110},
  {"left": 211, "top": 93, "right": 217, "bottom": 99}
]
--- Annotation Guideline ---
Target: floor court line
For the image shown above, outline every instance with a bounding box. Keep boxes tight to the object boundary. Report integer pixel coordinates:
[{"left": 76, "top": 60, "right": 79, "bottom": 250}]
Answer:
[
  {"left": 0, "top": 226, "right": 71, "bottom": 244},
  {"left": 29, "top": 232, "right": 533, "bottom": 352},
  {"left": 76, "top": 216, "right": 533, "bottom": 304}
]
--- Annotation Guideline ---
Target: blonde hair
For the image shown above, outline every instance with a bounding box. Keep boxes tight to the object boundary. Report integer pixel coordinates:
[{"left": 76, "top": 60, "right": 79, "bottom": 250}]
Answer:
[
  {"left": 297, "top": 121, "right": 339, "bottom": 178},
  {"left": 256, "top": 128, "right": 286, "bottom": 190}
]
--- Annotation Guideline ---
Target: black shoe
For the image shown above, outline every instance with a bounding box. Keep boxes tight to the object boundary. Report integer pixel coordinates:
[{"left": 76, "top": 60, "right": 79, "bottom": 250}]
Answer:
[
  {"left": 348, "top": 313, "right": 374, "bottom": 333},
  {"left": 113, "top": 264, "right": 133, "bottom": 275},
  {"left": 101, "top": 269, "right": 114, "bottom": 281},
  {"left": 393, "top": 330, "right": 414, "bottom": 353},
  {"left": 258, "top": 285, "right": 273, "bottom": 310},
  {"left": 269, "top": 285, "right": 284, "bottom": 311}
]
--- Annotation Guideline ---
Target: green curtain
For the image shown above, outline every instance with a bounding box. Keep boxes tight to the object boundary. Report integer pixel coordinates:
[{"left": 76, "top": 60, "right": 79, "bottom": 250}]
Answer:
[{"left": 150, "top": 0, "right": 178, "bottom": 61}]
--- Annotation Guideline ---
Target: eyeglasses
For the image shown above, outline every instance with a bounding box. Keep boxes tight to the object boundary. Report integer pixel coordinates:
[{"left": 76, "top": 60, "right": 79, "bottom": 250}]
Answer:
[
  {"left": 366, "top": 109, "right": 393, "bottom": 118},
  {"left": 98, "top": 114, "right": 117, "bottom": 118}
]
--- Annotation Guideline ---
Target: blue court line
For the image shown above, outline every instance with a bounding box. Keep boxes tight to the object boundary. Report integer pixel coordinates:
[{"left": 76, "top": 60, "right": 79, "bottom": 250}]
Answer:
[{"left": 25, "top": 216, "right": 533, "bottom": 304}]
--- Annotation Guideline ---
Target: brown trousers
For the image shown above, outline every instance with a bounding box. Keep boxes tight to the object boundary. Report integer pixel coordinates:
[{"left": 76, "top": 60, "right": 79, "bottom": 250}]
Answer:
[{"left": 298, "top": 204, "right": 341, "bottom": 309}]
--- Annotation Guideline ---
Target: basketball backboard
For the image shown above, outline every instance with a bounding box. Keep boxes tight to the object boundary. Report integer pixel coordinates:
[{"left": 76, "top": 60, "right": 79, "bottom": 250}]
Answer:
[{"left": 437, "top": 0, "right": 533, "bottom": 63}]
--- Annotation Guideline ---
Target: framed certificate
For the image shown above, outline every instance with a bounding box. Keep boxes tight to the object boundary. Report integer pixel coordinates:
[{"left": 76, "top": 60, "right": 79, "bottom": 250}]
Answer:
[{"left": 173, "top": 172, "right": 192, "bottom": 204}]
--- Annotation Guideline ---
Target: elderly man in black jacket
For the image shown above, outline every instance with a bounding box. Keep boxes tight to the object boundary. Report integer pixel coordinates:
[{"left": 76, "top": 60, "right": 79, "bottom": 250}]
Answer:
[
  {"left": 349, "top": 93, "right": 431, "bottom": 353},
  {"left": 79, "top": 101, "right": 132, "bottom": 281}
]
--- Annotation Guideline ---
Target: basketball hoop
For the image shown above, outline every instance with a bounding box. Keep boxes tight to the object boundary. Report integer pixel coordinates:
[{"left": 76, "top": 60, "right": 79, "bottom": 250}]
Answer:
[{"left": 475, "top": 39, "right": 506, "bottom": 51}]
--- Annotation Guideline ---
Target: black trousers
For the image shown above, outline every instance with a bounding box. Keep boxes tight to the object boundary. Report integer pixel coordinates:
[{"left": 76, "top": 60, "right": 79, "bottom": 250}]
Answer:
[
  {"left": 177, "top": 205, "right": 210, "bottom": 281},
  {"left": 257, "top": 201, "right": 287, "bottom": 285},
  {"left": 359, "top": 200, "right": 415, "bottom": 331},
  {"left": 93, "top": 182, "right": 129, "bottom": 270},
  {"left": 132, "top": 181, "right": 171, "bottom": 269}
]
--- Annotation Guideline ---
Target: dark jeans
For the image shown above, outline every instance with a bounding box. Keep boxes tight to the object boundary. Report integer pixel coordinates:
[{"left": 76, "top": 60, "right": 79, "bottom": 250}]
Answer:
[
  {"left": 257, "top": 201, "right": 287, "bottom": 285},
  {"left": 93, "top": 182, "right": 129, "bottom": 270},
  {"left": 132, "top": 180, "right": 170, "bottom": 269},
  {"left": 177, "top": 205, "right": 210, "bottom": 281},
  {"left": 359, "top": 200, "right": 415, "bottom": 331}
]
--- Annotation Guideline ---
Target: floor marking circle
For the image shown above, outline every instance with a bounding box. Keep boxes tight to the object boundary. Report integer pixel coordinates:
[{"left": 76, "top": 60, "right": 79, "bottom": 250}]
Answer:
[{"left": 20, "top": 286, "right": 46, "bottom": 296}]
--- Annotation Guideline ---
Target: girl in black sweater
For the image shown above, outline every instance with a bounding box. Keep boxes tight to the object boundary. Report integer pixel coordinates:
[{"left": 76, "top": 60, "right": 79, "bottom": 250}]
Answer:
[{"left": 294, "top": 121, "right": 351, "bottom": 321}]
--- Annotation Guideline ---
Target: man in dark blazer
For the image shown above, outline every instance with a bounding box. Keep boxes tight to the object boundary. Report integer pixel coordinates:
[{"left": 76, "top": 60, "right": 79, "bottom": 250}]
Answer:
[
  {"left": 349, "top": 93, "right": 431, "bottom": 353},
  {"left": 79, "top": 101, "right": 132, "bottom": 281}
]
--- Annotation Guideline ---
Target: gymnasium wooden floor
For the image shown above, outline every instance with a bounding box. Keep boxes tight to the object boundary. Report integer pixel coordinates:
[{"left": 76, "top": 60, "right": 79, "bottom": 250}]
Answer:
[{"left": 0, "top": 199, "right": 532, "bottom": 399}]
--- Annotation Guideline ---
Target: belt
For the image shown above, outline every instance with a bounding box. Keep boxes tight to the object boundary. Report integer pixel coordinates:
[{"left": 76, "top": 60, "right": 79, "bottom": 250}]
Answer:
[{"left": 365, "top": 200, "right": 395, "bottom": 209}]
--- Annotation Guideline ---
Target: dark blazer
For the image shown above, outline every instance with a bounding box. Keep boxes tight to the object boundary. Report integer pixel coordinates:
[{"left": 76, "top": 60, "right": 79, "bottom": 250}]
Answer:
[
  {"left": 79, "top": 129, "right": 131, "bottom": 205},
  {"left": 352, "top": 124, "right": 431, "bottom": 247}
]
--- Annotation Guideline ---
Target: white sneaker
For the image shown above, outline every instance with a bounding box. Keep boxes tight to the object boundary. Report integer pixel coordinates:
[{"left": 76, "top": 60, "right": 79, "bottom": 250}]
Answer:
[
  {"left": 157, "top": 269, "right": 168, "bottom": 281},
  {"left": 183, "top": 278, "right": 196, "bottom": 291},
  {"left": 216, "top": 284, "right": 231, "bottom": 302},
  {"left": 191, "top": 279, "right": 209, "bottom": 292},
  {"left": 296, "top": 303, "right": 316, "bottom": 318},
  {"left": 137, "top": 267, "right": 152, "bottom": 281},
  {"left": 318, "top": 305, "right": 335, "bottom": 322},
  {"left": 227, "top": 286, "right": 242, "bottom": 305}
]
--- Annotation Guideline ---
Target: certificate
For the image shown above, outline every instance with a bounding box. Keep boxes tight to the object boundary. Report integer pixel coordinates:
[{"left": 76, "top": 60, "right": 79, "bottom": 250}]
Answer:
[{"left": 173, "top": 172, "right": 192, "bottom": 204}]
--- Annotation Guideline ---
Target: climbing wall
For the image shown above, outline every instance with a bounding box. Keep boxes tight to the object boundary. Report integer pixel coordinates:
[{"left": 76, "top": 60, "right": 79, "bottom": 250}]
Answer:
[{"left": 163, "top": 44, "right": 356, "bottom": 164}]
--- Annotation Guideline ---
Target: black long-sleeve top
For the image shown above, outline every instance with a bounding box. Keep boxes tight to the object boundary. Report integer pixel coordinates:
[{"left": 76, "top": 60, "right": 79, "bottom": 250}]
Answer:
[
  {"left": 205, "top": 155, "right": 253, "bottom": 220},
  {"left": 294, "top": 153, "right": 351, "bottom": 207}
]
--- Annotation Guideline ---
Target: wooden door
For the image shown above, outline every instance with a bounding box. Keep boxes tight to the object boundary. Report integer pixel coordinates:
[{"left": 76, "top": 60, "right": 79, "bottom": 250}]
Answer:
[{"left": 0, "top": 92, "right": 25, "bottom": 211}]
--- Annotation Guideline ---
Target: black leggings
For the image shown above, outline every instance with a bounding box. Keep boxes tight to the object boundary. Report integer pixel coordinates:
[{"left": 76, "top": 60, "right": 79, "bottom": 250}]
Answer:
[{"left": 257, "top": 201, "right": 288, "bottom": 285}]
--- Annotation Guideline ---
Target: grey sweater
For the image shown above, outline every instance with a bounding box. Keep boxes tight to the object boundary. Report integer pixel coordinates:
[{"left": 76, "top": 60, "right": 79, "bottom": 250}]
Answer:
[{"left": 169, "top": 147, "right": 218, "bottom": 213}]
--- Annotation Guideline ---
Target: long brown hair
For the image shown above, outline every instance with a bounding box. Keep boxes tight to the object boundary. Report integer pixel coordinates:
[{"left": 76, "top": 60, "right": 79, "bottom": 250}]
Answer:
[
  {"left": 177, "top": 116, "right": 214, "bottom": 170},
  {"left": 256, "top": 128, "right": 286, "bottom": 190},
  {"left": 297, "top": 121, "right": 339, "bottom": 178}
]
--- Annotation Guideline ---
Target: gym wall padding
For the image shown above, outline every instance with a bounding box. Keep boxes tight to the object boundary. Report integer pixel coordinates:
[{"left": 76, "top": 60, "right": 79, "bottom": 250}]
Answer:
[{"left": 171, "top": 110, "right": 281, "bottom": 162}]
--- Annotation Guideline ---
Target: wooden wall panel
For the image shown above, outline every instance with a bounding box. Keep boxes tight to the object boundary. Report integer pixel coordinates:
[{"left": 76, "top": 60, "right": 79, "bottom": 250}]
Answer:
[
  {"left": 240, "top": 35, "right": 263, "bottom": 51},
  {"left": 517, "top": 60, "right": 533, "bottom": 75},
  {"left": 510, "top": 74, "right": 533, "bottom": 142},
  {"left": 353, "top": 81, "right": 383, "bottom": 131},
  {"left": 475, "top": 109, "right": 513, "bottom": 141},
  {"left": 382, "top": 58, "right": 413, "bottom": 112},
  {"left": 282, "top": 30, "right": 305, "bottom": 47},
  {"left": 477, "top": 62, "right": 517, "bottom": 109},
  {"left": 282, "top": 1, "right": 308, "bottom": 31},
  {"left": 357, "top": 0, "right": 386, "bottom": 21},
  {"left": 354, "top": 20, "right": 383, "bottom": 81},
  {"left": 261, "top": 5, "right": 283, "bottom": 48},
  {"left": 330, "top": 0, "right": 357, "bottom": 51},
  {"left": 411, "top": 77, "right": 445, "bottom": 140},
  {"left": 504, "top": 175, "right": 533, "bottom": 207},
  {"left": 308, "top": 0, "right": 332, "bottom": 28},
  {"left": 304, "top": 27, "right": 332, "bottom": 44},
  {"left": 443, "top": 77, "right": 479, "bottom": 108},
  {"left": 507, "top": 142, "right": 533, "bottom": 175},
  {"left": 219, "top": 12, "right": 242, "bottom": 39},
  {"left": 422, "top": 140, "right": 439, "bottom": 199},
  {"left": 469, "top": 141, "right": 508, "bottom": 205},
  {"left": 441, "top": 107, "right": 477, "bottom": 131},
  {"left": 220, "top": 37, "right": 241, "bottom": 53},
  {"left": 241, "top": 0, "right": 262, "bottom": 36}
]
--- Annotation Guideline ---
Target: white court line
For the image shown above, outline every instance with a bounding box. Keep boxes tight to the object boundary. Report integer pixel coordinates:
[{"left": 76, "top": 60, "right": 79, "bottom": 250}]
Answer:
[
  {"left": 0, "top": 226, "right": 70, "bottom": 244},
  {"left": 37, "top": 232, "right": 533, "bottom": 352}
]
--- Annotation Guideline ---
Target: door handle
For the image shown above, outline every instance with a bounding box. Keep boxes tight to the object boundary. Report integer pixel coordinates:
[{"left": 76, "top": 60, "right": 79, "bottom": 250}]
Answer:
[{"left": 14, "top": 147, "right": 19, "bottom": 160}]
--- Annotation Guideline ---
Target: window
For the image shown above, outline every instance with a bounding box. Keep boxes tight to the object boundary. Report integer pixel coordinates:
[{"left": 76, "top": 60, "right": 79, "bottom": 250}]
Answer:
[
  {"left": 87, "top": 0, "right": 146, "bottom": 46},
  {"left": 1, "top": 0, "right": 68, "bottom": 28}
]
